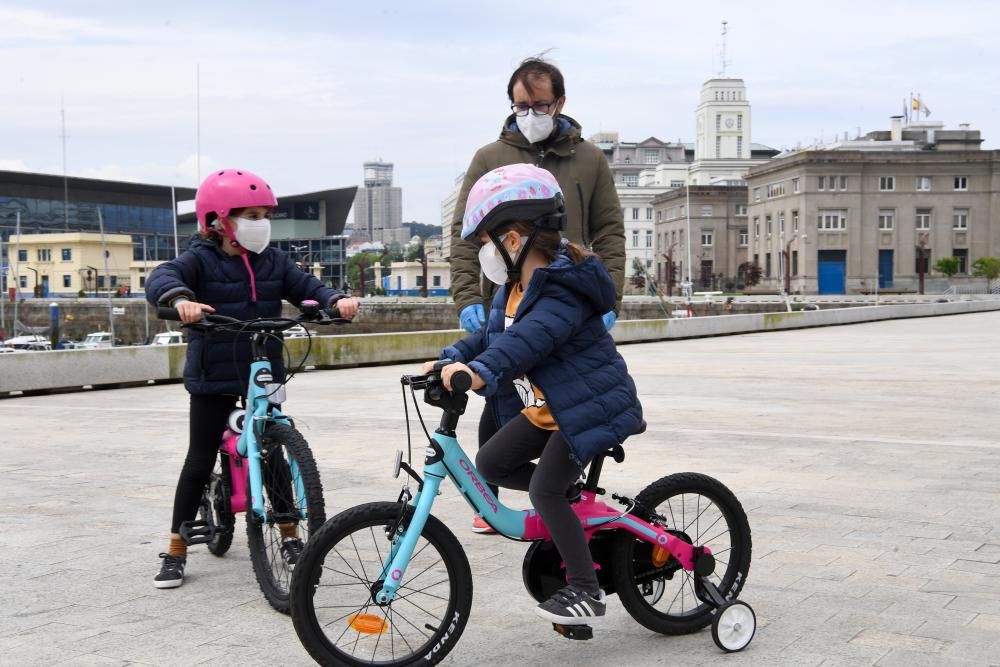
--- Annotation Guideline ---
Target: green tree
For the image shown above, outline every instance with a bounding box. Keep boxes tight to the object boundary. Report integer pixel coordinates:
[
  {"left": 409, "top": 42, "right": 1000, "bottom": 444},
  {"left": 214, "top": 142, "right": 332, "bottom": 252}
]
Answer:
[
  {"left": 347, "top": 252, "right": 381, "bottom": 289},
  {"left": 933, "top": 256, "right": 961, "bottom": 278},
  {"left": 737, "top": 262, "right": 763, "bottom": 288},
  {"left": 971, "top": 256, "right": 1000, "bottom": 281}
]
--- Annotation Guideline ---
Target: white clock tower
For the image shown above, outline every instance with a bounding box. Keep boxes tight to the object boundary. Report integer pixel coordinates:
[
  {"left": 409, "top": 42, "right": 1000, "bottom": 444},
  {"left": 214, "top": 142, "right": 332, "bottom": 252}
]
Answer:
[{"left": 695, "top": 78, "right": 751, "bottom": 162}]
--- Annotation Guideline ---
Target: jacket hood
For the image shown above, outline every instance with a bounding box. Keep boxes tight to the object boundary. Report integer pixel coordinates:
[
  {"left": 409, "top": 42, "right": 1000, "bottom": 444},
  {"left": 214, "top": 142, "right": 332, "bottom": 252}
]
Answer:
[
  {"left": 499, "top": 114, "right": 583, "bottom": 154},
  {"left": 536, "top": 251, "right": 616, "bottom": 315}
]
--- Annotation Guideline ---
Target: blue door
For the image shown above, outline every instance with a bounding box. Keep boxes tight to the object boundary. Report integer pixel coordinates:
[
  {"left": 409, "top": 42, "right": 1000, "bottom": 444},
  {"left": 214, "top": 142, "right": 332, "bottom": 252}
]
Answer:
[
  {"left": 878, "top": 250, "right": 893, "bottom": 289},
  {"left": 41, "top": 275, "right": 50, "bottom": 297},
  {"left": 817, "top": 250, "right": 846, "bottom": 294}
]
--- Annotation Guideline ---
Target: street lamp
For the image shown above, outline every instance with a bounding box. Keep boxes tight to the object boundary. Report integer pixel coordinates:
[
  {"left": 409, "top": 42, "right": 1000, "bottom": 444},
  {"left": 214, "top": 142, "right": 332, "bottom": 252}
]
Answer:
[
  {"left": 25, "top": 266, "right": 39, "bottom": 297},
  {"left": 917, "top": 233, "right": 929, "bottom": 295},
  {"left": 783, "top": 233, "right": 806, "bottom": 296},
  {"left": 290, "top": 244, "right": 308, "bottom": 272}
]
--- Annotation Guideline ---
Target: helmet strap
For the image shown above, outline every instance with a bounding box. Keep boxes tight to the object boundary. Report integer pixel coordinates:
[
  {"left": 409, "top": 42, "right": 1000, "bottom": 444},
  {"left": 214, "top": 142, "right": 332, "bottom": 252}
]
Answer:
[{"left": 489, "top": 227, "right": 539, "bottom": 285}]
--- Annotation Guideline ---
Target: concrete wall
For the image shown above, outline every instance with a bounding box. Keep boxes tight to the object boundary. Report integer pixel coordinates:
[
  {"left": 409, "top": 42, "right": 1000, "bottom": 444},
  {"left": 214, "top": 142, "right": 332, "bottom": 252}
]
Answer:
[{"left": 3, "top": 300, "right": 998, "bottom": 395}]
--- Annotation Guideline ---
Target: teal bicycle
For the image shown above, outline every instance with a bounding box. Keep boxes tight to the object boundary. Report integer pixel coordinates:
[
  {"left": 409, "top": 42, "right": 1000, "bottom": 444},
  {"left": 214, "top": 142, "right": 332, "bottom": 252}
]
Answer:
[
  {"left": 159, "top": 300, "right": 349, "bottom": 612},
  {"left": 290, "top": 362, "right": 755, "bottom": 665}
]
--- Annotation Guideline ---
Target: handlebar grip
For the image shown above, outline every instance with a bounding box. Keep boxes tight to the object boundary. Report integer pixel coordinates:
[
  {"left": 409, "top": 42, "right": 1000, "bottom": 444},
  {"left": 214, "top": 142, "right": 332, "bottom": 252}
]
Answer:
[
  {"left": 157, "top": 307, "right": 181, "bottom": 321},
  {"left": 324, "top": 305, "right": 341, "bottom": 319},
  {"left": 450, "top": 370, "right": 472, "bottom": 394}
]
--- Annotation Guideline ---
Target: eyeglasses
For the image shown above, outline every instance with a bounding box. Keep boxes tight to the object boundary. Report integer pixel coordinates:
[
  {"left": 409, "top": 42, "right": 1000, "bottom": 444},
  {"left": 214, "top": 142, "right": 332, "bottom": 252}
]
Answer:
[{"left": 510, "top": 101, "right": 555, "bottom": 117}]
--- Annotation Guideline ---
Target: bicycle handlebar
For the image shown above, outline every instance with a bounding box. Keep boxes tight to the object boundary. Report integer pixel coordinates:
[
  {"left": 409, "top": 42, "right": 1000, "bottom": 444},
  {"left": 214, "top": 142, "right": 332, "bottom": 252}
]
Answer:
[{"left": 156, "top": 303, "right": 351, "bottom": 332}]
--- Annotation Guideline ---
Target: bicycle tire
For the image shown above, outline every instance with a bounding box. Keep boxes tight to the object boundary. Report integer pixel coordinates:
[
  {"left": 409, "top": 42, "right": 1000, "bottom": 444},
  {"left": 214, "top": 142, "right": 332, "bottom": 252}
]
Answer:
[
  {"left": 612, "top": 472, "right": 752, "bottom": 635},
  {"left": 246, "top": 424, "right": 326, "bottom": 613},
  {"left": 200, "top": 458, "right": 235, "bottom": 557},
  {"left": 290, "top": 501, "right": 473, "bottom": 667}
]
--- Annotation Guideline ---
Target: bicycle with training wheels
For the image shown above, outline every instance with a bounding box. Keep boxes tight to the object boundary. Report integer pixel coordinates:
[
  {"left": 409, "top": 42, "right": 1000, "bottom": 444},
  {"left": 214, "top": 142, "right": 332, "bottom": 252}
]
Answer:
[
  {"left": 158, "top": 299, "right": 350, "bottom": 613},
  {"left": 289, "top": 361, "right": 756, "bottom": 665}
]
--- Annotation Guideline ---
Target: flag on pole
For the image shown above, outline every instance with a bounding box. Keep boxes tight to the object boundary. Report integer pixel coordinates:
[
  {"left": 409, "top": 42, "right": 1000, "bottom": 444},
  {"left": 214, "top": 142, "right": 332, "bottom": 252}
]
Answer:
[{"left": 912, "top": 94, "right": 931, "bottom": 118}]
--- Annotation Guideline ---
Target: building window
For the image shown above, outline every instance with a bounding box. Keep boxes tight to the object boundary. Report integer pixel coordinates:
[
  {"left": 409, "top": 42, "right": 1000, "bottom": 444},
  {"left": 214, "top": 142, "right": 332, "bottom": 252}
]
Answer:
[
  {"left": 61, "top": 248, "right": 72, "bottom": 261},
  {"left": 739, "top": 229, "right": 748, "bottom": 246},
  {"left": 954, "top": 176, "right": 968, "bottom": 191},
  {"left": 670, "top": 180, "right": 685, "bottom": 188},
  {"left": 735, "top": 204, "right": 747, "bottom": 216},
  {"left": 19, "top": 276, "right": 27, "bottom": 288},
  {"left": 817, "top": 209, "right": 848, "bottom": 230},
  {"left": 766, "top": 215, "right": 772, "bottom": 236},
  {"left": 646, "top": 230, "right": 653, "bottom": 248},
  {"left": 139, "top": 276, "right": 146, "bottom": 288},
  {"left": 915, "top": 248, "right": 932, "bottom": 274},
  {"left": 624, "top": 174, "right": 638, "bottom": 187},
  {"left": 792, "top": 211, "right": 799, "bottom": 233},
  {"left": 753, "top": 217, "right": 760, "bottom": 238},
  {"left": 817, "top": 176, "right": 825, "bottom": 191},
  {"left": 715, "top": 136, "right": 721, "bottom": 158},
  {"left": 953, "top": 208, "right": 969, "bottom": 229},
  {"left": 878, "top": 209, "right": 895, "bottom": 230},
  {"left": 916, "top": 208, "right": 931, "bottom": 230},
  {"left": 701, "top": 231, "right": 713, "bottom": 247},
  {"left": 737, "top": 136, "right": 743, "bottom": 155},
  {"left": 17, "top": 249, "right": 27, "bottom": 261},
  {"left": 753, "top": 188, "right": 761, "bottom": 202},
  {"left": 792, "top": 250, "right": 799, "bottom": 276},
  {"left": 954, "top": 249, "right": 968, "bottom": 274},
  {"left": 916, "top": 176, "right": 931, "bottom": 191},
  {"left": 416, "top": 275, "right": 424, "bottom": 287},
  {"left": 792, "top": 178, "right": 800, "bottom": 193},
  {"left": 701, "top": 205, "right": 713, "bottom": 217},
  {"left": 879, "top": 176, "right": 895, "bottom": 191},
  {"left": 656, "top": 210, "right": 662, "bottom": 222},
  {"left": 632, "top": 230, "right": 639, "bottom": 247},
  {"left": 433, "top": 275, "right": 442, "bottom": 287},
  {"left": 765, "top": 253, "right": 772, "bottom": 277},
  {"left": 646, "top": 207, "right": 653, "bottom": 220},
  {"left": 37, "top": 248, "right": 51, "bottom": 262},
  {"left": 716, "top": 114, "right": 721, "bottom": 131},
  {"left": 62, "top": 275, "right": 71, "bottom": 288},
  {"left": 839, "top": 176, "right": 847, "bottom": 191},
  {"left": 644, "top": 149, "right": 659, "bottom": 164},
  {"left": 632, "top": 208, "right": 639, "bottom": 220},
  {"left": 779, "top": 212, "right": 785, "bottom": 234},
  {"left": 737, "top": 114, "right": 743, "bottom": 130}
]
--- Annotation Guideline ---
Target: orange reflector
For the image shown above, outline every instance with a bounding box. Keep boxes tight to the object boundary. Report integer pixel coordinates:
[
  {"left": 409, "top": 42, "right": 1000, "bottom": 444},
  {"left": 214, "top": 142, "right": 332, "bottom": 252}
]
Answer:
[
  {"left": 349, "top": 613, "right": 388, "bottom": 634},
  {"left": 652, "top": 546, "right": 671, "bottom": 567}
]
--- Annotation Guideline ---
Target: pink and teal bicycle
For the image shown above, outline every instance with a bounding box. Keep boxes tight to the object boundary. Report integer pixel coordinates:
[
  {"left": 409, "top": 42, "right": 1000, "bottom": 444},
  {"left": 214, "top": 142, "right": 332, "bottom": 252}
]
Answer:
[{"left": 290, "top": 362, "right": 755, "bottom": 665}]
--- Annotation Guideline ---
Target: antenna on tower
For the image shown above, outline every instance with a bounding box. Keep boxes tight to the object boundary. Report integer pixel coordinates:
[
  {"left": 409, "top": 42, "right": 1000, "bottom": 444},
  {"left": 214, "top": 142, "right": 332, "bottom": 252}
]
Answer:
[{"left": 719, "top": 21, "right": 729, "bottom": 77}]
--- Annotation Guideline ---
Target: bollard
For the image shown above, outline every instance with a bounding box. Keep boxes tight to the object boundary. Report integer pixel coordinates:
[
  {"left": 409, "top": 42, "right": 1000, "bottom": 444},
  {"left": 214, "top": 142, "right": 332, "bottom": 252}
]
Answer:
[{"left": 50, "top": 302, "right": 59, "bottom": 349}]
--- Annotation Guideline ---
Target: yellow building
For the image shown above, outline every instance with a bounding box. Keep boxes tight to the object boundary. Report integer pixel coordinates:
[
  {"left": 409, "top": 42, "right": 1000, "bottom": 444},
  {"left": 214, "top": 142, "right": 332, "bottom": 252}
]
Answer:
[{"left": 4, "top": 232, "right": 162, "bottom": 297}]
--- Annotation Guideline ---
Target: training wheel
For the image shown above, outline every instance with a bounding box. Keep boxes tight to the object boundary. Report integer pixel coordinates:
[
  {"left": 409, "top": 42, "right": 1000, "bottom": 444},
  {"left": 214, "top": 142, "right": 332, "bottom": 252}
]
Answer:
[{"left": 712, "top": 600, "right": 755, "bottom": 652}]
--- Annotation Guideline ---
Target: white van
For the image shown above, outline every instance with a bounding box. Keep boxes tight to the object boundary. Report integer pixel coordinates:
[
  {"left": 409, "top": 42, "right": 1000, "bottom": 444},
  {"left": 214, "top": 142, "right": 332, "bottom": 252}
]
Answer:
[{"left": 152, "top": 331, "right": 185, "bottom": 345}]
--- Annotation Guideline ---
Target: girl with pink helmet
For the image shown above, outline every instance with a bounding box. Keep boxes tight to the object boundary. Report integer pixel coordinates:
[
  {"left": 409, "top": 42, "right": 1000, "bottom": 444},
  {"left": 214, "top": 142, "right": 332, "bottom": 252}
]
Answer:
[{"left": 144, "top": 168, "right": 358, "bottom": 590}]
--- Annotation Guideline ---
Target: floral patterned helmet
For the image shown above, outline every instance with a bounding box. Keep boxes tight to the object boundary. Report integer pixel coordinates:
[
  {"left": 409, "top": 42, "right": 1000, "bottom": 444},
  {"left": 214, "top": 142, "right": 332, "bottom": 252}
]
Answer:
[{"left": 461, "top": 164, "right": 565, "bottom": 240}]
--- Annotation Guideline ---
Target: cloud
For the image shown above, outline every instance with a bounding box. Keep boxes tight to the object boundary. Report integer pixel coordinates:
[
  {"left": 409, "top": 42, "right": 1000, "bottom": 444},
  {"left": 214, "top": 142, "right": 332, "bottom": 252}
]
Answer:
[{"left": 0, "top": 159, "right": 31, "bottom": 172}]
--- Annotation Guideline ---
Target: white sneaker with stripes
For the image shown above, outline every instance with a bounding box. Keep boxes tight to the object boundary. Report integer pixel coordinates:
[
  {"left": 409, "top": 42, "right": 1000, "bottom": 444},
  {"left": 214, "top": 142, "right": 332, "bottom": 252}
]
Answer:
[{"left": 535, "top": 586, "right": 606, "bottom": 625}]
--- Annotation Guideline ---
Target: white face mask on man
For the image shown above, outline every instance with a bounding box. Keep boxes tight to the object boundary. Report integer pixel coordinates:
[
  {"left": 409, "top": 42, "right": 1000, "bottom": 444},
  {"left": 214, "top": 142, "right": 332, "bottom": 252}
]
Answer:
[
  {"left": 516, "top": 112, "right": 555, "bottom": 144},
  {"left": 479, "top": 234, "right": 516, "bottom": 285},
  {"left": 233, "top": 217, "right": 271, "bottom": 254}
]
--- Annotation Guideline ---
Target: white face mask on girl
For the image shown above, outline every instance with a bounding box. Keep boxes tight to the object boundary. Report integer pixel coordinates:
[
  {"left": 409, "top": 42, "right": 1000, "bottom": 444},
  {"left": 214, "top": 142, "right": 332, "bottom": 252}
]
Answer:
[
  {"left": 516, "top": 112, "right": 555, "bottom": 144},
  {"left": 233, "top": 217, "right": 271, "bottom": 254},
  {"left": 479, "top": 234, "right": 515, "bottom": 285}
]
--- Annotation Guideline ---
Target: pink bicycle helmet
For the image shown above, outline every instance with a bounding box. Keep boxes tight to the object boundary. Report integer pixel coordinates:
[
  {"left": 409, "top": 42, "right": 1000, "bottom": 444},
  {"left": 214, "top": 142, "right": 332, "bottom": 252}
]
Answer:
[
  {"left": 196, "top": 169, "right": 278, "bottom": 232},
  {"left": 461, "top": 164, "right": 565, "bottom": 241}
]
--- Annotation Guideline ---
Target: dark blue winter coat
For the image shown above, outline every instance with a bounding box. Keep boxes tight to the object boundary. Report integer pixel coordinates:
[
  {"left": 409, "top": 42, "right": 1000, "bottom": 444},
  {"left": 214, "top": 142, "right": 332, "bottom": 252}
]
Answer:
[
  {"left": 145, "top": 237, "right": 345, "bottom": 396},
  {"left": 442, "top": 251, "right": 643, "bottom": 465}
]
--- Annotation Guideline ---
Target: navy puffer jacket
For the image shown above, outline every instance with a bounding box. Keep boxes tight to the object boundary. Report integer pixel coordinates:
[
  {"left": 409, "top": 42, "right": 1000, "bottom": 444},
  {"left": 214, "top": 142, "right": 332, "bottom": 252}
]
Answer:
[
  {"left": 145, "top": 237, "right": 345, "bottom": 396},
  {"left": 442, "top": 251, "right": 643, "bottom": 465}
]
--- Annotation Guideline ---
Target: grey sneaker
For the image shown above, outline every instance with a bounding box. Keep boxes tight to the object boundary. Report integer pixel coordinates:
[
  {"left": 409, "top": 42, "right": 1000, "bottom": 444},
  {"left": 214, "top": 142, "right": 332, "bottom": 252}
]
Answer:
[
  {"left": 280, "top": 538, "right": 304, "bottom": 567},
  {"left": 153, "top": 553, "right": 186, "bottom": 589},
  {"left": 535, "top": 586, "right": 606, "bottom": 625}
]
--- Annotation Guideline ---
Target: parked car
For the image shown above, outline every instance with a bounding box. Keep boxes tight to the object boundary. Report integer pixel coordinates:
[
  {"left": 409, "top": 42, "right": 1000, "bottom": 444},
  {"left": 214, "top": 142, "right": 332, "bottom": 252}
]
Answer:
[
  {"left": 152, "top": 331, "right": 185, "bottom": 345},
  {"left": 77, "top": 331, "right": 114, "bottom": 349},
  {"left": 3, "top": 335, "right": 52, "bottom": 351}
]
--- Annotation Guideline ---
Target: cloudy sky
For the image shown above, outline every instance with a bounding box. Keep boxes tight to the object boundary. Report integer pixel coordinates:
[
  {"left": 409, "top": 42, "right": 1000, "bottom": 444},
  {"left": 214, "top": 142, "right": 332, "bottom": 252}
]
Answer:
[{"left": 2, "top": 1, "right": 997, "bottom": 225}]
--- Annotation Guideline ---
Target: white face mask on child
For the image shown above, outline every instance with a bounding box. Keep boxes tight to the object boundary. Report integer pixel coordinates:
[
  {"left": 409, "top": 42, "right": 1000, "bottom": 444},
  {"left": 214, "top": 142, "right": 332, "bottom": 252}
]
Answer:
[
  {"left": 233, "top": 217, "right": 271, "bottom": 254},
  {"left": 479, "top": 234, "right": 515, "bottom": 285}
]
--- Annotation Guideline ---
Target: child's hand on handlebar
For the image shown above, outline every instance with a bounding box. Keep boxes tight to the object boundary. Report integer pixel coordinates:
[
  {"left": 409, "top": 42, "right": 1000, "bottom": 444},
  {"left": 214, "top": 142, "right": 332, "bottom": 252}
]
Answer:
[
  {"left": 441, "top": 362, "right": 484, "bottom": 392},
  {"left": 176, "top": 300, "right": 216, "bottom": 323},
  {"left": 420, "top": 360, "right": 437, "bottom": 374},
  {"left": 334, "top": 298, "right": 359, "bottom": 319}
]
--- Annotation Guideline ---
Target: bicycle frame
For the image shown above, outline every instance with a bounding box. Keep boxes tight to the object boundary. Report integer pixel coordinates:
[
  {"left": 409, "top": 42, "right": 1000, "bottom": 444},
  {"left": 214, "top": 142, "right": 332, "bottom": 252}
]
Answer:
[{"left": 374, "top": 424, "right": 710, "bottom": 605}]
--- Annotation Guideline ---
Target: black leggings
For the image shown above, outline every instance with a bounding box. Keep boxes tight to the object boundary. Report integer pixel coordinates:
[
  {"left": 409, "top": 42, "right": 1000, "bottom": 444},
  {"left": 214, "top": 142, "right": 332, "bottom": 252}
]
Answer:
[
  {"left": 476, "top": 414, "right": 598, "bottom": 593},
  {"left": 171, "top": 394, "right": 236, "bottom": 533}
]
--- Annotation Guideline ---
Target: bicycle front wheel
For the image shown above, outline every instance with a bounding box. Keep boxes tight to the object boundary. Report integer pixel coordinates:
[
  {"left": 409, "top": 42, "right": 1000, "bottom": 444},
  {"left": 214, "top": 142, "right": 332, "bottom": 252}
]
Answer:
[
  {"left": 290, "top": 501, "right": 473, "bottom": 667},
  {"left": 246, "top": 424, "right": 326, "bottom": 613}
]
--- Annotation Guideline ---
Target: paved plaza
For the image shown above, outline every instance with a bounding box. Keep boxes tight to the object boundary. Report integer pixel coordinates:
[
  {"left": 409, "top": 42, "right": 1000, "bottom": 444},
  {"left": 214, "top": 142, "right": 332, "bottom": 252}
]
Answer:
[{"left": 2, "top": 311, "right": 1000, "bottom": 666}]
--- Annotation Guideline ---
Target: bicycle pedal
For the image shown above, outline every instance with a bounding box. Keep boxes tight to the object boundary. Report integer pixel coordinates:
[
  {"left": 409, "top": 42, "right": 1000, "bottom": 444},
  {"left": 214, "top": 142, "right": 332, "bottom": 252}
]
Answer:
[
  {"left": 179, "top": 519, "right": 216, "bottom": 546},
  {"left": 552, "top": 623, "right": 593, "bottom": 640}
]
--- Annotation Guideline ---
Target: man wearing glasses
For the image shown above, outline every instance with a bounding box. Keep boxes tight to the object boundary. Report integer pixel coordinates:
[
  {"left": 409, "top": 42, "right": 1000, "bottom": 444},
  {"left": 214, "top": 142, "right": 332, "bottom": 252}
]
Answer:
[{"left": 448, "top": 56, "right": 626, "bottom": 533}]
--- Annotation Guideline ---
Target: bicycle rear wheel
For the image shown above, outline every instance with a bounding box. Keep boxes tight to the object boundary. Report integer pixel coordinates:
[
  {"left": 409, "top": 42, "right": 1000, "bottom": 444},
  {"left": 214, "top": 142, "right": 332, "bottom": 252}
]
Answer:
[
  {"left": 290, "top": 501, "right": 473, "bottom": 667},
  {"left": 199, "top": 456, "right": 234, "bottom": 557},
  {"left": 246, "top": 424, "right": 325, "bottom": 613},
  {"left": 612, "top": 472, "right": 752, "bottom": 635}
]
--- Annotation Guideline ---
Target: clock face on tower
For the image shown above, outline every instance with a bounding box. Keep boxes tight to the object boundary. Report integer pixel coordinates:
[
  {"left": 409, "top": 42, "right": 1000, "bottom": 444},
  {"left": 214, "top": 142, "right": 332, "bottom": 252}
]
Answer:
[{"left": 725, "top": 117, "right": 735, "bottom": 129}]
